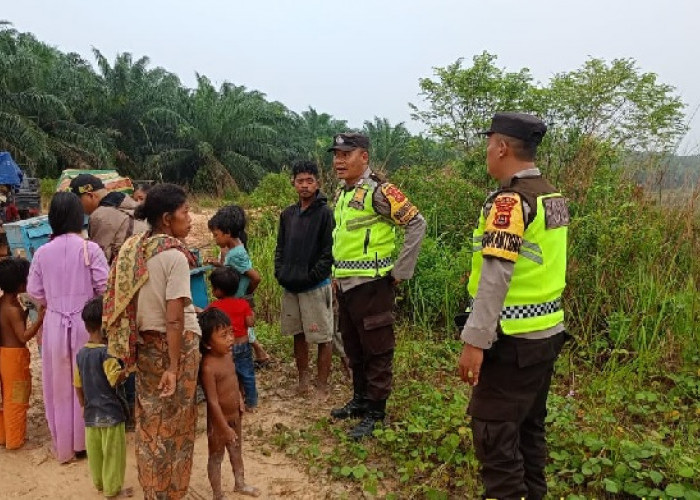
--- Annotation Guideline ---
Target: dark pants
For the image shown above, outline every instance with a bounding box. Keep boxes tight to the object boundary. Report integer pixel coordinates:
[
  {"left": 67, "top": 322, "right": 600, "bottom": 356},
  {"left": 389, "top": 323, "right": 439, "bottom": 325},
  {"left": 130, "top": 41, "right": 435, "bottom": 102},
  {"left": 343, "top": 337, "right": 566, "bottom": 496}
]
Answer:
[
  {"left": 337, "top": 277, "right": 395, "bottom": 402},
  {"left": 468, "top": 332, "right": 567, "bottom": 500},
  {"left": 233, "top": 343, "right": 257, "bottom": 408}
]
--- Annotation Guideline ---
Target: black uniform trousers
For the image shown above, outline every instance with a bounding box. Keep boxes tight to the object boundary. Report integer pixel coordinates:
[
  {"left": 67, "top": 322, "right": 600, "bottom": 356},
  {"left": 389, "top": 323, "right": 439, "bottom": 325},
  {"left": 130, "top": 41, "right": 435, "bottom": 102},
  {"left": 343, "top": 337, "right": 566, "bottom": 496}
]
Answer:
[
  {"left": 337, "top": 276, "right": 395, "bottom": 402},
  {"left": 468, "top": 331, "right": 567, "bottom": 500}
]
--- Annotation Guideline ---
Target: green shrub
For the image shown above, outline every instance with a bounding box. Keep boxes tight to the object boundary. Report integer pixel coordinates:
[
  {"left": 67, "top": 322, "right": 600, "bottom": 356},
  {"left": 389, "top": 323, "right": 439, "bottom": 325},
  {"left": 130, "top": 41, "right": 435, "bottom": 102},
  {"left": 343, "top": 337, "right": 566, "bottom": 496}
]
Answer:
[{"left": 248, "top": 170, "right": 296, "bottom": 209}]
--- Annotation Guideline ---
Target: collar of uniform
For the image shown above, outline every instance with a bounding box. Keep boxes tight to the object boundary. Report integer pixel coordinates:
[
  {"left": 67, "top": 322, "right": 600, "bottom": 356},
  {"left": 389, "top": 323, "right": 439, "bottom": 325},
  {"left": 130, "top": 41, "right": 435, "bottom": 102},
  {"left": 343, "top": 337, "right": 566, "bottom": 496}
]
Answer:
[
  {"left": 341, "top": 167, "right": 372, "bottom": 191},
  {"left": 501, "top": 167, "right": 541, "bottom": 187}
]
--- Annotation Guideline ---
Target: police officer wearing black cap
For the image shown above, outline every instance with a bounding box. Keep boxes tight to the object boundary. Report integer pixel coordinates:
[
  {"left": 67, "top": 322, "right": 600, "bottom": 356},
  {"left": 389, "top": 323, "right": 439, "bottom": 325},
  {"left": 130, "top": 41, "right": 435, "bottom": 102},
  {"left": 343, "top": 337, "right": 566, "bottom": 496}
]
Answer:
[
  {"left": 329, "top": 132, "right": 426, "bottom": 439},
  {"left": 457, "top": 113, "right": 569, "bottom": 500}
]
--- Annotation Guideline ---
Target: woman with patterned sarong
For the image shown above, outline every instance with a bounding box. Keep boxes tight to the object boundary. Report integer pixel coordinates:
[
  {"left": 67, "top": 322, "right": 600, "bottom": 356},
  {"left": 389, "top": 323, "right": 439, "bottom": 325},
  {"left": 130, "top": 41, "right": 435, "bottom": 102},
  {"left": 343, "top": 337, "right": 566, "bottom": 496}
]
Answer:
[
  {"left": 27, "top": 192, "right": 109, "bottom": 463},
  {"left": 103, "top": 184, "right": 201, "bottom": 500}
]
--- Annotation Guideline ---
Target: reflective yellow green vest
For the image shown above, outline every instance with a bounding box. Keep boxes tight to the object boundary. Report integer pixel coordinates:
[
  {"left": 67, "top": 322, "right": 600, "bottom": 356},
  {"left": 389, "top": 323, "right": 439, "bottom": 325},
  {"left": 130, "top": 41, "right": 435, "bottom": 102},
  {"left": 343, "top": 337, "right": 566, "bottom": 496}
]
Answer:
[
  {"left": 468, "top": 192, "right": 567, "bottom": 334},
  {"left": 333, "top": 177, "right": 395, "bottom": 278}
]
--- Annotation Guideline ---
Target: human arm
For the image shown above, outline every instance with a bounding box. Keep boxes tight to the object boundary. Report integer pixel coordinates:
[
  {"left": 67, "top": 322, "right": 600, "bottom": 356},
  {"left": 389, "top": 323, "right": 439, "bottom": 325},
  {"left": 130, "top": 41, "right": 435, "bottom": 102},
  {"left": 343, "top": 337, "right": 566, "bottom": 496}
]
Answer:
[
  {"left": 373, "top": 184, "right": 427, "bottom": 283},
  {"left": 8, "top": 306, "right": 45, "bottom": 344},
  {"left": 245, "top": 307, "right": 255, "bottom": 328},
  {"left": 159, "top": 297, "right": 184, "bottom": 397},
  {"left": 307, "top": 208, "right": 334, "bottom": 285},
  {"left": 159, "top": 251, "right": 193, "bottom": 397},
  {"left": 274, "top": 212, "right": 286, "bottom": 281},
  {"left": 88, "top": 242, "right": 109, "bottom": 295},
  {"left": 458, "top": 193, "right": 526, "bottom": 386},
  {"left": 73, "top": 368, "right": 85, "bottom": 408},
  {"left": 26, "top": 254, "right": 46, "bottom": 307},
  {"left": 225, "top": 247, "right": 260, "bottom": 294},
  {"left": 244, "top": 269, "right": 261, "bottom": 294},
  {"left": 103, "top": 356, "right": 126, "bottom": 387},
  {"left": 201, "top": 364, "right": 238, "bottom": 443}
]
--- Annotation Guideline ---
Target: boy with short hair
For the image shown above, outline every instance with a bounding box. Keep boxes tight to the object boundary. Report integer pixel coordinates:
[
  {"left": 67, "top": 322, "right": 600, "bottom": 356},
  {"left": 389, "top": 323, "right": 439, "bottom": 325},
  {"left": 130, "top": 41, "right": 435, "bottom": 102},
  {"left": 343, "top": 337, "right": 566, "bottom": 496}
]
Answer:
[
  {"left": 207, "top": 205, "right": 271, "bottom": 367},
  {"left": 198, "top": 308, "right": 260, "bottom": 498},
  {"left": 0, "top": 257, "right": 44, "bottom": 449},
  {"left": 275, "top": 160, "right": 334, "bottom": 397},
  {"left": 74, "top": 296, "right": 131, "bottom": 499},
  {"left": 207, "top": 267, "right": 258, "bottom": 410}
]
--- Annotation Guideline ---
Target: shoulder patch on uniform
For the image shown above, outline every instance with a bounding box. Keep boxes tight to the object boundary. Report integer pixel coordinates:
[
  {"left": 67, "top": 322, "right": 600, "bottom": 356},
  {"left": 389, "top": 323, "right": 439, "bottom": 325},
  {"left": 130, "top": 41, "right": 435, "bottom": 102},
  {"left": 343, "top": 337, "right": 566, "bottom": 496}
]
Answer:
[
  {"left": 542, "top": 196, "right": 569, "bottom": 229},
  {"left": 381, "top": 183, "right": 419, "bottom": 225},
  {"left": 348, "top": 185, "right": 368, "bottom": 210},
  {"left": 482, "top": 192, "right": 524, "bottom": 262}
]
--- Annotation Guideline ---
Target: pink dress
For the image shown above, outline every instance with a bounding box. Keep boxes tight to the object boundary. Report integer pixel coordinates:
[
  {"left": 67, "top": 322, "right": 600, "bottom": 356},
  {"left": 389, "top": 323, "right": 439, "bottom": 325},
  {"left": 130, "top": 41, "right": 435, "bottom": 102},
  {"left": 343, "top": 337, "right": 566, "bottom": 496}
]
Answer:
[{"left": 27, "top": 233, "right": 108, "bottom": 462}]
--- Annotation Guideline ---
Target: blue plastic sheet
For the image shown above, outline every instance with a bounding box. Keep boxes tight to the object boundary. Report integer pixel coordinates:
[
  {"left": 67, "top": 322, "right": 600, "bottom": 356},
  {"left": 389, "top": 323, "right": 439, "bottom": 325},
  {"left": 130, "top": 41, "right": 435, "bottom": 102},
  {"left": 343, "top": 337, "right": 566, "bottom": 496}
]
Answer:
[{"left": 0, "top": 151, "right": 23, "bottom": 187}]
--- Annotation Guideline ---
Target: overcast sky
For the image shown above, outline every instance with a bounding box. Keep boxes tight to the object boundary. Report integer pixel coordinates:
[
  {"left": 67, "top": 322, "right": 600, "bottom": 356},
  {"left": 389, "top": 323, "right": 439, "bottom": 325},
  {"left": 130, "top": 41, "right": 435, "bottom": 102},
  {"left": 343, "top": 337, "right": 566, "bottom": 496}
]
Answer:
[{"left": 4, "top": 0, "right": 699, "bottom": 153}]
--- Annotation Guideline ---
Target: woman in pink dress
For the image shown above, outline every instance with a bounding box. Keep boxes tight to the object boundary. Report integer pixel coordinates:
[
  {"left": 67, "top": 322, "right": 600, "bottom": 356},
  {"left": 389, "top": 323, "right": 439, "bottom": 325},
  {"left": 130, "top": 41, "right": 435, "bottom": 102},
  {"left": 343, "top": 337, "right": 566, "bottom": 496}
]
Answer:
[{"left": 27, "top": 192, "right": 108, "bottom": 463}]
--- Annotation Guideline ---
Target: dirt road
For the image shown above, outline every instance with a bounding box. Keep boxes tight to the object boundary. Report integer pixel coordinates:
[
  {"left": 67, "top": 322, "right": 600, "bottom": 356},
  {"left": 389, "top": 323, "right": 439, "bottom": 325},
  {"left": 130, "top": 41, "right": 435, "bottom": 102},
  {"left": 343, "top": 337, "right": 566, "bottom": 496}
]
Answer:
[{"left": 0, "top": 341, "right": 354, "bottom": 499}]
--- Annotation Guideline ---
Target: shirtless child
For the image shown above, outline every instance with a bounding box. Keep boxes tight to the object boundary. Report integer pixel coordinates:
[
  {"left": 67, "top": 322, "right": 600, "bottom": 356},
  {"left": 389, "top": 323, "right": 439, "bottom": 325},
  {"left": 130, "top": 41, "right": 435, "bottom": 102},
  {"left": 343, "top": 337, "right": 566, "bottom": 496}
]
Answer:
[
  {"left": 198, "top": 308, "right": 260, "bottom": 499},
  {"left": 0, "top": 257, "right": 45, "bottom": 449}
]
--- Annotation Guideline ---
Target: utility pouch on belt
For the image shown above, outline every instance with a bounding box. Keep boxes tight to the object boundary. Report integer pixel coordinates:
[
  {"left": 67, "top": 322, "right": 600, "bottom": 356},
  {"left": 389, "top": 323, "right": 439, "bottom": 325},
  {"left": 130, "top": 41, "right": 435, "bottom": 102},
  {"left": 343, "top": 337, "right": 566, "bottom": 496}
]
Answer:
[{"left": 454, "top": 311, "right": 470, "bottom": 330}]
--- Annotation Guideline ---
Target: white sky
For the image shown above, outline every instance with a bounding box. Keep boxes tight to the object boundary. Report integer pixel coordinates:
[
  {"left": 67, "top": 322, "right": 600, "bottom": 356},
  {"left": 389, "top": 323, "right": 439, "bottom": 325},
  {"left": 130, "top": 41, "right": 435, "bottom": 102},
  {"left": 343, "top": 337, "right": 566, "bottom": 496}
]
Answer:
[{"left": 4, "top": 0, "right": 699, "bottom": 153}]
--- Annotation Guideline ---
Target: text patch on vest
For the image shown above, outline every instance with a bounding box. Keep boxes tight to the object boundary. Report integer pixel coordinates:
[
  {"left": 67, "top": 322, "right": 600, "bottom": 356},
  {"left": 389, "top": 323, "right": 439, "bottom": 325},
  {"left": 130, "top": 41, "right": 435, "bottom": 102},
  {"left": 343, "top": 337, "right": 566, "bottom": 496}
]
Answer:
[{"left": 543, "top": 196, "right": 569, "bottom": 229}]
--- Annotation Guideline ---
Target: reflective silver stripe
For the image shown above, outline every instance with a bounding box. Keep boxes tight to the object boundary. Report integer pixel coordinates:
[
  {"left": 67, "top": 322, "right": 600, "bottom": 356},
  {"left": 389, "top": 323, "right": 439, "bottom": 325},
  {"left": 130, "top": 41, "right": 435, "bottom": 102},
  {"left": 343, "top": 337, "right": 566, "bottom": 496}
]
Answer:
[
  {"left": 334, "top": 257, "right": 393, "bottom": 270},
  {"left": 521, "top": 240, "right": 541, "bottom": 254},
  {"left": 519, "top": 249, "right": 543, "bottom": 264},
  {"left": 346, "top": 215, "right": 382, "bottom": 230}
]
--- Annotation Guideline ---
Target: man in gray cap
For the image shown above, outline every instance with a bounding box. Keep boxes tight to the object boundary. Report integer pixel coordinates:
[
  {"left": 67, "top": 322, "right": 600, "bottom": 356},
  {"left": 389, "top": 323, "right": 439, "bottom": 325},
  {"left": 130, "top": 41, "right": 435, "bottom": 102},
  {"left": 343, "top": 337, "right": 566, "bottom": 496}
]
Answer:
[
  {"left": 69, "top": 174, "right": 146, "bottom": 264},
  {"left": 457, "top": 113, "right": 569, "bottom": 500},
  {"left": 329, "top": 132, "right": 426, "bottom": 439}
]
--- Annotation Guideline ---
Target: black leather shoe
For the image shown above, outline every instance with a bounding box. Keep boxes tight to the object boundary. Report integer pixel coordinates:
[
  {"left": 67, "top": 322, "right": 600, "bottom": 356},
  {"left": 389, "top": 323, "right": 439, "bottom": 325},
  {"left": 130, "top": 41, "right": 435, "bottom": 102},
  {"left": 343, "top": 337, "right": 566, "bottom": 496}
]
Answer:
[
  {"left": 348, "top": 410, "right": 385, "bottom": 440},
  {"left": 330, "top": 395, "right": 368, "bottom": 419}
]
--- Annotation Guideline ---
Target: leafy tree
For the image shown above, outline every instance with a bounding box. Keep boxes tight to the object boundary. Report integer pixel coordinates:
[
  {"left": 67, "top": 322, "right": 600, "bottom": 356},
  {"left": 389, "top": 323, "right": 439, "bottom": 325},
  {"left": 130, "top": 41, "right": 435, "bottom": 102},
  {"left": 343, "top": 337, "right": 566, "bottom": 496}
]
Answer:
[
  {"left": 410, "top": 52, "right": 537, "bottom": 151},
  {"left": 363, "top": 117, "right": 411, "bottom": 173},
  {"left": 143, "top": 76, "right": 281, "bottom": 192},
  {"left": 0, "top": 23, "right": 112, "bottom": 176},
  {"left": 412, "top": 53, "right": 686, "bottom": 167}
]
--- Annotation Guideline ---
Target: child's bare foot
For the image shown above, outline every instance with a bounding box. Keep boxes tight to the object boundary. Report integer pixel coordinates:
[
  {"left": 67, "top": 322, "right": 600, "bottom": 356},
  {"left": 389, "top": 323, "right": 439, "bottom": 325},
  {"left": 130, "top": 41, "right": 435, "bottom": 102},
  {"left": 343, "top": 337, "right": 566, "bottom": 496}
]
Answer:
[
  {"left": 105, "top": 486, "right": 134, "bottom": 498},
  {"left": 314, "top": 383, "right": 330, "bottom": 402},
  {"left": 234, "top": 484, "right": 261, "bottom": 497},
  {"left": 296, "top": 372, "right": 311, "bottom": 395},
  {"left": 245, "top": 406, "right": 258, "bottom": 414}
]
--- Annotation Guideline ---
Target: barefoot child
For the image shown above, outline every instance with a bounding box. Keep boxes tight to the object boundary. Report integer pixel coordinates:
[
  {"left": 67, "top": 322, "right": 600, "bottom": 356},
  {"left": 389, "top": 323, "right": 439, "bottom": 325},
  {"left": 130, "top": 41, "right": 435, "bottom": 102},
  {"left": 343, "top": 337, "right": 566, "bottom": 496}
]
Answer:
[
  {"left": 198, "top": 309, "right": 260, "bottom": 498},
  {"left": 0, "top": 257, "right": 45, "bottom": 449},
  {"left": 207, "top": 267, "right": 258, "bottom": 410},
  {"left": 207, "top": 205, "right": 271, "bottom": 368},
  {"left": 74, "top": 296, "right": 131, "bottom": 498}
]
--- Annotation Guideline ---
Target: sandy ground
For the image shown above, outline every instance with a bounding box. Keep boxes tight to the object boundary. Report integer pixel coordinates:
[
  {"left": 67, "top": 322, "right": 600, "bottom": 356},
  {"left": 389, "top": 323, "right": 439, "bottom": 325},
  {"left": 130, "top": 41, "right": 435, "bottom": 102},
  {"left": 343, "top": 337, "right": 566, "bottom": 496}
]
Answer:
[
  {"left": 0, "top": 210, "right": 357, "bottom": 499},
  {"left": 0, "top": 342, "right": 356, "bottom": 499}
]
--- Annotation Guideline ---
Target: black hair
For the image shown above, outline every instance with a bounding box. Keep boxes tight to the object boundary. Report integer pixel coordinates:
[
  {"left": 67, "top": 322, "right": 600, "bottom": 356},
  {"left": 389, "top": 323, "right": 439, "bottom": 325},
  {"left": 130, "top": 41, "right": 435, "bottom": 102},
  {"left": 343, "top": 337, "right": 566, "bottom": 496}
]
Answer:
[
  {"left": 501, "top": 135, "right": 538, "bottom": 162},
  {"left": 207, "top": 205, "right": 247, "bottom": 246},
  {"left": 292, "top": 160, "right": 319, "bottom": 179},
  {"left": 209, "top": 266, "right": 240, "bottom": 297},
  {"left": 198, "top": 308, "right": 231, "bottom": 354},
  {"left": 49, "top": 192, "right": 85, "bottom": 236},
  {"left": 134, "top": 183, "right": 187, "bottom": 228},
  {"left": 134, "top": 183, "right": 151, "bottom": 193},
  {"left": 0, "top": 257, "right": 30, "bottom": 293},
  {"left": 81, "top": 295, "right": 103, "bottom": 333}
]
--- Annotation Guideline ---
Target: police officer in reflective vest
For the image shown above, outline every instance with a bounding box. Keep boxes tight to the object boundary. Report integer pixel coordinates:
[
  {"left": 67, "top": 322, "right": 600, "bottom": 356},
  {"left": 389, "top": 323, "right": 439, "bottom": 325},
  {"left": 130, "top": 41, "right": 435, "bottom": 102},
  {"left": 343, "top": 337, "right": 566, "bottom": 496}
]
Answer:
[
  {"left": 329, "top": 132, "right": 426, "bottom": 440},
  {"left": 458, "top": 113, "right": 569, "bottom": 500}
]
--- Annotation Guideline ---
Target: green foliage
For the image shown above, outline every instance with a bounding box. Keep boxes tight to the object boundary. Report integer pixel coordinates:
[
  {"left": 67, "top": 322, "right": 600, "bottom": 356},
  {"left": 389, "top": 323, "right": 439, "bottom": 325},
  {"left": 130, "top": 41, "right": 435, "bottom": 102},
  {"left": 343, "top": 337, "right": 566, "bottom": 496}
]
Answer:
[
  {"left": 362, "top": 117, "right": 412, "bottom": 173},
  {"left": 247, "top": 171, "right": 296, "bottom": 209},
  {"left": 410, "top": 52, "right": 537, "bottom": 150},
  {"left": 411, "top": 52, "right": 687, "bottom": 180}
]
